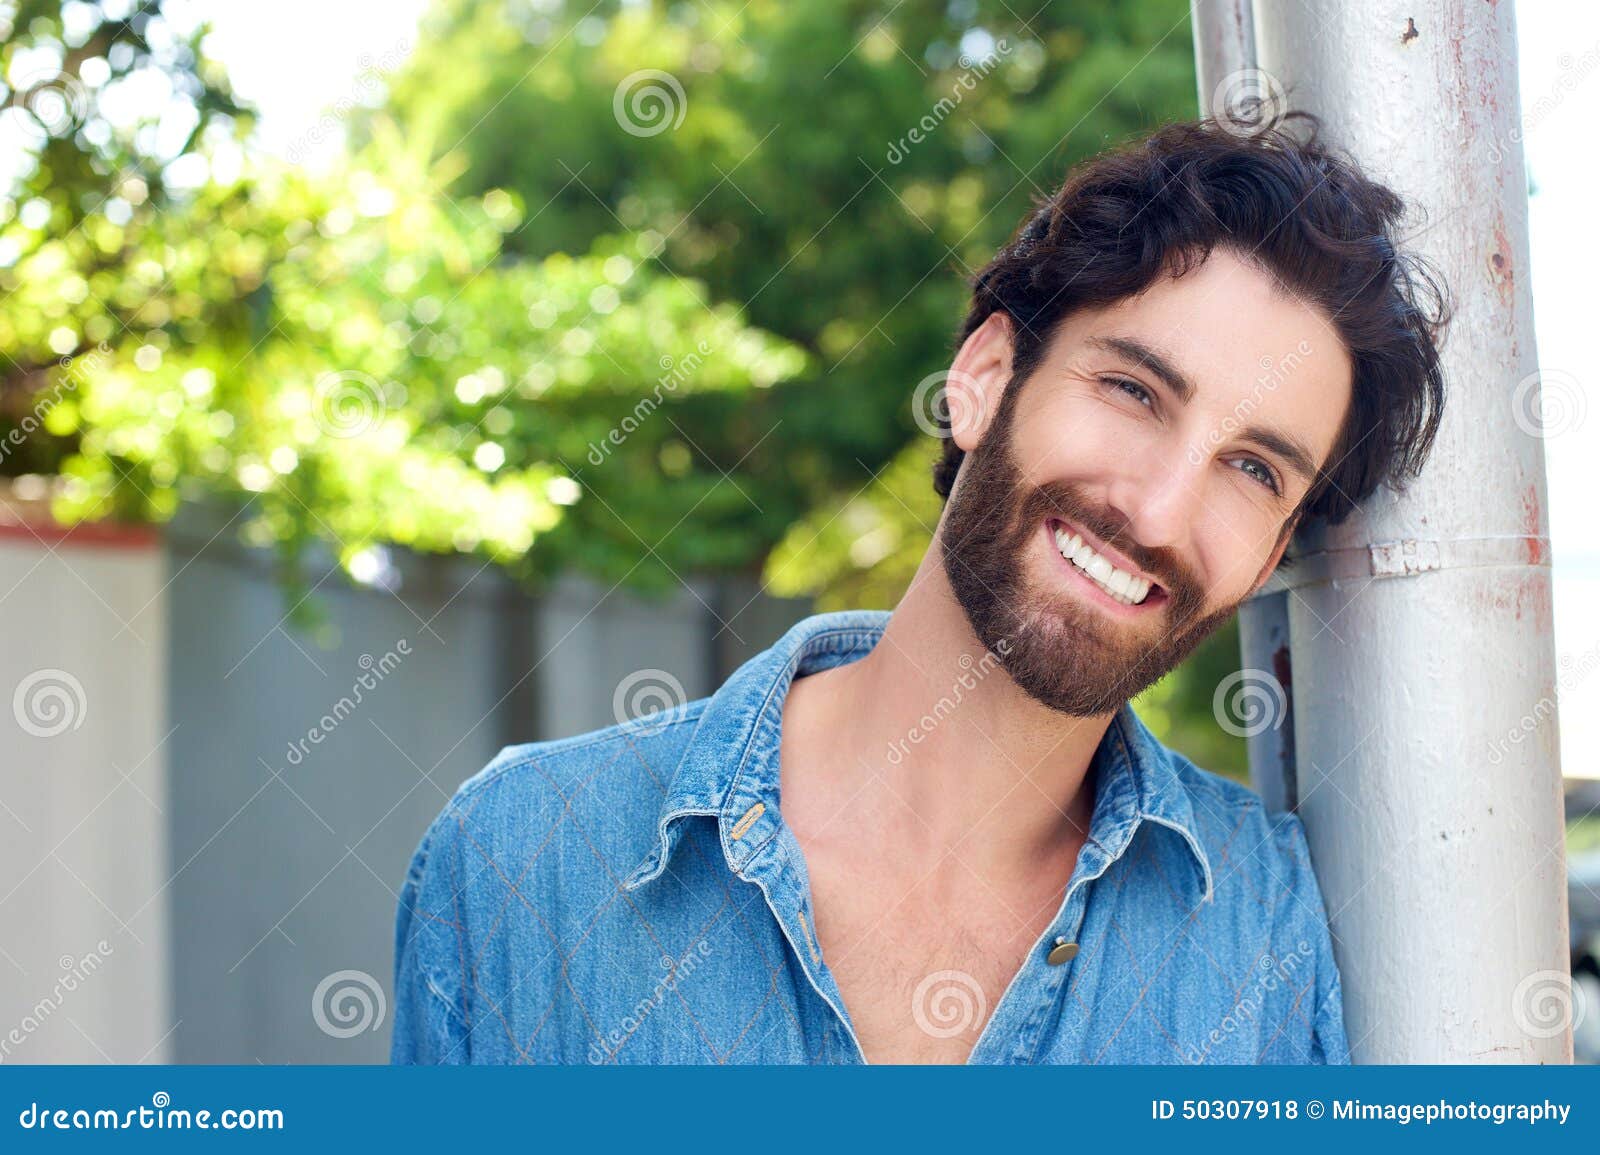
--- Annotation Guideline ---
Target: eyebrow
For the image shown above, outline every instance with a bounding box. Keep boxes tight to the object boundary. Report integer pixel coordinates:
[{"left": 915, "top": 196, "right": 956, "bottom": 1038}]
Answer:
[{"left": 1087, "top": 333, "right": 1323, "bottom": 487}]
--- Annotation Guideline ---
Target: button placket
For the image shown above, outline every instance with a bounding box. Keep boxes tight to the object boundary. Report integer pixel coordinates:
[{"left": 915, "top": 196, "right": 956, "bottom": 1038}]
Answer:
[
  {"left": 1037, "top": 854, "right": 1105, "bottom": 972},
  {"left": 738, "top": 814, "right": 869, "bottom": 1064}
]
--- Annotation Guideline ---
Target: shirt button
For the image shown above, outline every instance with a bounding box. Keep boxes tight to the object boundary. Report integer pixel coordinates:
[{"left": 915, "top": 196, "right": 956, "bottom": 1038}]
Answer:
[{"left": 1046, "top": 937, "right": 1079, "bottom": 965}]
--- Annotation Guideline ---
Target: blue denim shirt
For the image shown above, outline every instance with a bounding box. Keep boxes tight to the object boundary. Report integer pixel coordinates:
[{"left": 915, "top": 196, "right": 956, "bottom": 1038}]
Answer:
[{"left": 391, "top": 609, "right": 1348, "bottom": 1064}]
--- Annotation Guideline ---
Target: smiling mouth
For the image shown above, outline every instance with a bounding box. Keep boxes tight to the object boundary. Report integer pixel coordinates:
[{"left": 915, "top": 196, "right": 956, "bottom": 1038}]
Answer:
[{"left": 1045, "top": 517, "right": 1168, "bottom": 611}]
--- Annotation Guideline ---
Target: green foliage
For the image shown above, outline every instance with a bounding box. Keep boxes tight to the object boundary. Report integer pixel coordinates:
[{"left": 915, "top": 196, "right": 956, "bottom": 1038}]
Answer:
[
  {"left": 6, "top": 0, "right": 1199, "bottom": 607},
  {"left": 0, "top": 0, "right": 249, "bottom": 476},
  {"left": 377, "top": 0, "right": 1199, "bottom": 557},
  {"left": 766, "top": 438, "right": 943, "bottom": 611},
  {"left": 33, "top": 130, "right": 807, "bottom": 622},
  {"left": 2, "top": 0, "right": 1247, "bottom": 765}
]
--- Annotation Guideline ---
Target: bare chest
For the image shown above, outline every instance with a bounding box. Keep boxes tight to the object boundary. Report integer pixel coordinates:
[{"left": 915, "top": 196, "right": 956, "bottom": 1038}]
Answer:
[{"left": 805, "top": 864, "right": 1066, "bottom": 1064}]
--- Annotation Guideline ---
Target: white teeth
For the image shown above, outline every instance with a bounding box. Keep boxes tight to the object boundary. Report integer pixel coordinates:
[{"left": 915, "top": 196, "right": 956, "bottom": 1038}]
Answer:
[{"left": 1052, "top": 524, "right": 1153, "bottom": 606}]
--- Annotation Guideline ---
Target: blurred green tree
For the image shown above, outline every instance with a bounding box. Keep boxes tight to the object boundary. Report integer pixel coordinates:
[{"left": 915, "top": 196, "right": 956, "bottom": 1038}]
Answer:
[
  {"left": 0, "top": 0, "right": 247, "bottom": 473},
  {"left": 378, "top": 0, "right": 1197, "bottom": 526},
  {"left": 2, "top": 0, "right": 1246, "bottom": 771}
]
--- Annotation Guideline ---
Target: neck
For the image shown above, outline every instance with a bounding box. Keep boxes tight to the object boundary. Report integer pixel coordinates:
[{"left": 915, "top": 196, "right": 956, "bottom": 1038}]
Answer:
[{"left": 785, "top": 534, "right": 1116, "bottom": 883}]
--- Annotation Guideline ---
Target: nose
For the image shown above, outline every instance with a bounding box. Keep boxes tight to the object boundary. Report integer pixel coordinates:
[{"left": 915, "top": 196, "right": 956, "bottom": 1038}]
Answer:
[{"left": 1102, "top": 447, "right": 1208, "bottom": 557}]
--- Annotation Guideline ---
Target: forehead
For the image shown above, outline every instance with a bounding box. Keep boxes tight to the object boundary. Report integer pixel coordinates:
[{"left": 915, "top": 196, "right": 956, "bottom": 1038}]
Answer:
[{"left": 1039, "top": 247, "right": 1354, "bottom": 466}]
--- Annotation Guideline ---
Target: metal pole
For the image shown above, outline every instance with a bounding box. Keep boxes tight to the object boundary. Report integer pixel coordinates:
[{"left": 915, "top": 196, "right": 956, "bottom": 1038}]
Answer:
[
  {"left": 1191, "top": 0, "right": 1300, "bottom": 817},
  {"left": 1226, "top": 0, "right": 1568, "bottom": 1063},
  {"left": 1191, "top": 0, "right": 1257, "bottom": 120}
]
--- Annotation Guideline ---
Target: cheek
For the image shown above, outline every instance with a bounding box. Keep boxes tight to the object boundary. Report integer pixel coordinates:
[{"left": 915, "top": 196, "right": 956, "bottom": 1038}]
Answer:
[
  {"left": 1190, "top": 532, "right": 1273, "bottom": 607},
  {"left": 1011, "top": 391, "right": 1127, "bottom": 479}
]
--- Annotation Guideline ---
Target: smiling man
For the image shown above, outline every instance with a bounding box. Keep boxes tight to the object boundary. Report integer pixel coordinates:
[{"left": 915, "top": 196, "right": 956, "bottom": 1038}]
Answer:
[{"left": 392, "top": 113, "right": 1447, "bottom": 1065}]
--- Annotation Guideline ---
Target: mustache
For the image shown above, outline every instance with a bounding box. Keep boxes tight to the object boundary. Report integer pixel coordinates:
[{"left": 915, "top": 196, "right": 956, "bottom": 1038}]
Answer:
[{"left": 1015, "top": 481, "right": 1186, "bottom": 594}]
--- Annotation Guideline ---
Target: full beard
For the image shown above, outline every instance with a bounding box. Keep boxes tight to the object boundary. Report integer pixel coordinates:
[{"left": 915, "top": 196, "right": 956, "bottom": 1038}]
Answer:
[{"left": 938, "top": 403, "right": 1242, "bottom": 717}]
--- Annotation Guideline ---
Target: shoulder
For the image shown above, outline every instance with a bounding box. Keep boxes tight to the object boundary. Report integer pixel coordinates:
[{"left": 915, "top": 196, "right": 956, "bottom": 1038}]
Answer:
[
  {"left": 412, "top": 699, "right": 710, "bottom": 881},
  {"left": 391, "top": 702, "right": 710, "bottom": 1056},
  {"left": 1161, "top": 753, "right": 1350, "bottom": 1063},
  {"left": 1165, "top": 752, "right": 1324, "bottom": 901}
]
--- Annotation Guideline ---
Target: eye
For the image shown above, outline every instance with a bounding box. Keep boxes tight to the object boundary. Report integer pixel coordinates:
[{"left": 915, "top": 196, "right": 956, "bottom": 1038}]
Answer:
[
  {"left": 1102, "top": 375, "right": 1154, "bottom": 408},
  {"left": 1235, "top": 457, "right": 1282, "bottom": 495}
]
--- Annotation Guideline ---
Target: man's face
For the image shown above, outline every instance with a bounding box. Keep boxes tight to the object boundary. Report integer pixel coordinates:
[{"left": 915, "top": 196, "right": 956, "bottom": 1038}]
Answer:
[{"left": 939, "top": 247, "right": 1353, "bottom": 717}]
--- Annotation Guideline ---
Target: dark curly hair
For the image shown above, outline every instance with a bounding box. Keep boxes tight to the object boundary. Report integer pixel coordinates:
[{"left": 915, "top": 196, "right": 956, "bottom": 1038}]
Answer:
[{"left": 934, "top": 110, "right": 1449, "bottom": 528}]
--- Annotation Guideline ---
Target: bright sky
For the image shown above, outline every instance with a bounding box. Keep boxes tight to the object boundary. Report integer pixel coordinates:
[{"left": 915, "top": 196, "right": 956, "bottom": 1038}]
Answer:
[
  {"left": 1515, "top": 5, "right": 1600, "bottom": 776},
  {"left": 191, "top": 1, "right": 1600, "bottom": 775}
]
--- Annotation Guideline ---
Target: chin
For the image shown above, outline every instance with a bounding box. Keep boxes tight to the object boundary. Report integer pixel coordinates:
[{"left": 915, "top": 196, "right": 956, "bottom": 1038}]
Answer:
[{"left": 973, "top": 602, "right": 1156, "bottom": 718}]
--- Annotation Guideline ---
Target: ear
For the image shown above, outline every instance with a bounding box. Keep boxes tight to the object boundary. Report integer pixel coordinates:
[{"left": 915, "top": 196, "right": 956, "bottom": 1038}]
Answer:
[{"left": 945, "top": 311, "right": 1016, "bottom": 454}]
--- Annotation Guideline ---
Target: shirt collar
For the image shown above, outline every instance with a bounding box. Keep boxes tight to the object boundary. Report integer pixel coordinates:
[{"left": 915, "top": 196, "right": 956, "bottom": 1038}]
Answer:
[{"left": 622, "top": 609, "right": 1213, "bottom": 903}]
